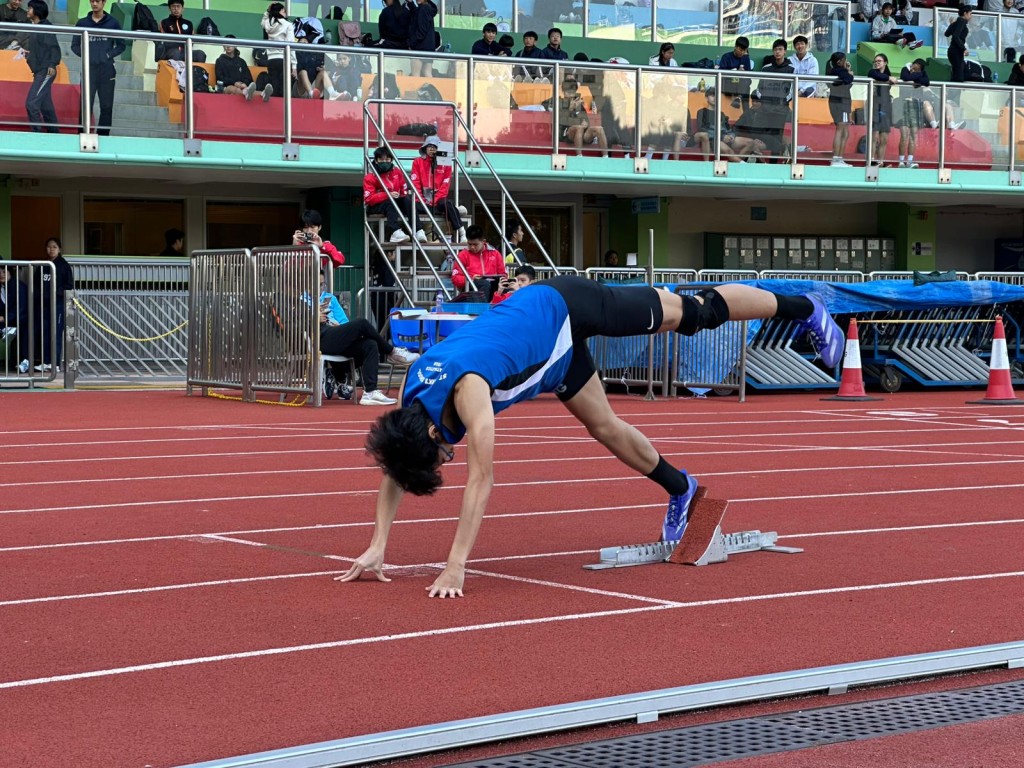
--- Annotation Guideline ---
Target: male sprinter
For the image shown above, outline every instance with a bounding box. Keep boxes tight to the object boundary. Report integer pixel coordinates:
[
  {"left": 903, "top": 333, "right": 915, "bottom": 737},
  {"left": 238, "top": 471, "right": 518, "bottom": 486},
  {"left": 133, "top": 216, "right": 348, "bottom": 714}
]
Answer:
[{"left": 339, "top": 276, "right": 842, "bottom": 597}]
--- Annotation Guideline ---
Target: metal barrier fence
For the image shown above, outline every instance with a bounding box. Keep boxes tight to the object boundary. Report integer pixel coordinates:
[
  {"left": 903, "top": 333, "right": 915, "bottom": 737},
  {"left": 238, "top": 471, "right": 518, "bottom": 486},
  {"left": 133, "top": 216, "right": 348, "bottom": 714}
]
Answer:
[
  {"left": 585, "top": 268, "right": 700, "bottom": 284},
  {"left": 1, "top": 260, "right": 57, "bottom": 387}
]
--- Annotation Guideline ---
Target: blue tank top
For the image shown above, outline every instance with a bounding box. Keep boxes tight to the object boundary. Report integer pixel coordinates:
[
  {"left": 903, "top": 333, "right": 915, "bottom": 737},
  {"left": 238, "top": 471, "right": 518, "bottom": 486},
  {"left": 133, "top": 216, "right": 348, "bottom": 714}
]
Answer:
[{"left": 402, "top": 284, "right": 573, "bottom": 443}]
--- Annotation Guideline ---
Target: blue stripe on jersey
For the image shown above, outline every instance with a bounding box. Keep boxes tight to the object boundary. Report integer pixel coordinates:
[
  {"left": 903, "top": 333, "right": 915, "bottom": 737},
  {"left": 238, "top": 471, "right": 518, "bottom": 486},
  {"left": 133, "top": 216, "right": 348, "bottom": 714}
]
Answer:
[{"left": 402, "top": 284, "right": 573, "bottom": 444}]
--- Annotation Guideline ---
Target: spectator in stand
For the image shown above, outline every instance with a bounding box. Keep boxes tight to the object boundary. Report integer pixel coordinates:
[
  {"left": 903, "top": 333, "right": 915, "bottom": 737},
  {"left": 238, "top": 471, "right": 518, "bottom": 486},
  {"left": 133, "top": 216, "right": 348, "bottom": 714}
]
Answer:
[
  {"left": 259, "top": 3, "right": 297, "bottom": 99},
  {"left": 450, "top": 225, "right": 505, "bottom": 293},
  {"left": 854, "top": 0, "right": 882, "bottom": 22},
  {"left": 945, "top": 5, "right": 972, "bottom": 83},
  {"left": 1002, "top": 0, "right": 1023, "bottom": 14},
  {"left": 407, "top": 0, "right": 438, "bottom": 78},
  {"left": 32, "top": 237, "right": 74, "bottom": 372},
  {"left": 160, "top": 228, "right": 184, "bottom": 256},
  {"left": 758, "top": 39, "right": 794, "bottom": 157},
  {"left": 872, "top": 2, "right": 921, "bottom": 48},
  {"left": 513, "top": 30, "right": 546, "bottom": 81},
  {"left": 827, "top": 51, "right": 853, "bottom": 167},
  {"left": 215, "top": 36, "right": 254, "bottom": 98},
  {"left": 541, "top": 27, "right": 568, "bottom": 61},
  {"left": 490, "top": 264, "right": 535, "bottom": 304},
  {"left": 498, "top": 34, "right": 514, "bottom": 56},
  {"left": 604, "top": 249, "right": 619, "bottom": 267},
  {"left": 733, "top": 91, "right": 774, "bottom": 160},
  {"left": 364, "top": 147, "right": 416, "bottom": 244},
  {"left": 317, "top": 269, "right": 418, "bottom": 406},
  {"left": 471, "top": 21, "right": 508, "bottom": 56},
  {"left": 1008, "top": 53, "right": 1024, "bottom": 84},
  {"left": 156, "top": 0, "right": 193, "bottom": 62},
  {"left": 548, "top": 76, "right": 609, "bottom": 157},
  {"left": 866, "top": 52, "right": 897, "bottom": 166},
  {"left": 504, "top": 220, "right": 526, "bottom": 266},
  {"left": 690, "top": 87, "right": 743, "bottom": 162},
  {"left": 896, "top": 58, "right": 930, "bottom": 169},
  {"left": 292, "top": 209, "right": 346, "bottom": 267},
  {"left": 71, "top": 0, "right": 125, "bottom": 137},
  {"left": 293, "top": 17, "right": 325, "bottom": 98},
  {"left": 0, "top": 263, "right": 30, "bottom": 374},
  {"left": 650, "top": 42, "right": 678, "bottom": 67},
  {"left": 789, "top": 35, "right": 819, "bottom": 97},
  {"left": 411, "top": 135, "right": 466, "bottom": 244},
  {"left": 0, "top": 0, "right": 29, "bottom": 51},
  {"left": 24, "top": 0, "right": 60, "bottom": 134},
  {"left": 720, "top": 36, "right": 753, "bottom": 111},
  {"left": 378, "top": 0, "right": 410, "bottom": 49},
  {"left": 320, "top": 51, "right": 363, "bottom": 101}
]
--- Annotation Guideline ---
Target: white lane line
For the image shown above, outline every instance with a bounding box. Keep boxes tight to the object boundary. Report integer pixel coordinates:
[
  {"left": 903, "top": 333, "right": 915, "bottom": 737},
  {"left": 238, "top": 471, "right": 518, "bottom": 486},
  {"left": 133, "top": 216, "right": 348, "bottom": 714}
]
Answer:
[
  {"left": 730, "top": 482, "right": 1024, "bottom": 504},
  {"left": 5, "top": 570, "right": 1024, "bottom": 690},
  {"left": 782, "top": 518, "right": 1024, "bottom": 539}
]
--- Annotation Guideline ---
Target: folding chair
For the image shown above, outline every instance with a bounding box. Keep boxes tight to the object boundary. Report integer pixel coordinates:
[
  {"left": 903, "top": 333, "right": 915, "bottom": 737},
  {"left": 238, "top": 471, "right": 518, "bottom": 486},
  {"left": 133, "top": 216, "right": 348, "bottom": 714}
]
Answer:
[{"left": 321, "top": 354, "right": 359, "bottom": 401}]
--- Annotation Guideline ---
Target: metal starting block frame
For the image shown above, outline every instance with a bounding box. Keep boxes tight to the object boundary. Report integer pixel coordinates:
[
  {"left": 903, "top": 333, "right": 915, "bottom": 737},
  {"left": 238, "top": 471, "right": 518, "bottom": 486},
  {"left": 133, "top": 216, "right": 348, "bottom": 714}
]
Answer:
[{"left": 583, "top": 530, "right": 802, "bottom": 570}]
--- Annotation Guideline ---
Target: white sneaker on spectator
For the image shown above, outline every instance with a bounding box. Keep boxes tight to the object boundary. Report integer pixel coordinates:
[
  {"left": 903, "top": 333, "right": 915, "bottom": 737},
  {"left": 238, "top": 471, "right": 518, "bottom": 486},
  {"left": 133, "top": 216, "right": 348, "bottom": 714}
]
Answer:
[
  {"left": 244, "top": 82, "right": 256, "bottom": 101},
  {"left": 898, "top": 161, "right": 907, "bottom": 168},
  {"left": 34, "top": 363, "right": 51, "bottom": 372},
  {"left": 830, "top": 157, "right": 851, "bottom": 167},
  {"left": 908, "top": 162, "right": 920, "bottom": 168},
  {"left": 415, "top": 229, "right": 428, "bottom": 242},
  {"left": 17, "top": 359, "right": 29, "bottom": 374},
  {"left": 949, "top": 120, "right": 965, "bottom": 130},
  {"left": 390, "top": 230, "right": 410, "bottom": 243},
  {"left": 262, "top": 84, "right": 273, "bottom": 102},
  {"left": 360, "top": 389, "right": 397, "bottom": 406},
  {"left": 929, "top": 120, "right": 939, "bottom": 129},
  {"left": 455, "top": 227, "right": 466, "bottom": 243},
  {"left": 457, "top": 204, "right": 468, "bottom": 218},
  {"left": 388, "top": 347, "right": 420, "bottom": 365}
]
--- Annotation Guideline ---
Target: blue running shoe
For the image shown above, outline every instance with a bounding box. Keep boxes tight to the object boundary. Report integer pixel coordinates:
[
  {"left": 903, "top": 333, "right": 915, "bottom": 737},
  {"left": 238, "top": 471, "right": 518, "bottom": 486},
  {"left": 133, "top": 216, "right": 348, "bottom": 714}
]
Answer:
[
  {"left": 801, "top": 293, "right": 844, "bottom": 369},
  {"left": 662, "top": 471, "right": 699, "bottom": 543}
]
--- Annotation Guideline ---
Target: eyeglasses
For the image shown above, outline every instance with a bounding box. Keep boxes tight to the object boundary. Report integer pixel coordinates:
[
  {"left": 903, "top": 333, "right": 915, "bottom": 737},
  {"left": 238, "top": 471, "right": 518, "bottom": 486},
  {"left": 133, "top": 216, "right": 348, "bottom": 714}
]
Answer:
[{"left": 434, "top": 432, "right": 454, "bottom": 463}]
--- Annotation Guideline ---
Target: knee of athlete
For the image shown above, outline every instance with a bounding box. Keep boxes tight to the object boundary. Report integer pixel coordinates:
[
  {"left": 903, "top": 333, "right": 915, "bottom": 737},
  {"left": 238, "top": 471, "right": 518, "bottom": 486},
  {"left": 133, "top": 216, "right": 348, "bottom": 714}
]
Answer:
[
  {"left": 676, "top": 289, "right": 731, "bottom": 336},
  {"left": 365, "top": 403, "right": 445, "bottom": 496},
  {"left": 584, "top": 415, "right": 622, "bottom": 445}
]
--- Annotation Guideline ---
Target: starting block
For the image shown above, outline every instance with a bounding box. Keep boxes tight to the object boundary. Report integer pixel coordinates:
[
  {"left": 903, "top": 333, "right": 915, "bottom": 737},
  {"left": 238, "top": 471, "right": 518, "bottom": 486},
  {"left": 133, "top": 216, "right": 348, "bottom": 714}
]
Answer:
[{"left": 583, "top": 488, "right": 802, "bottom": 570}]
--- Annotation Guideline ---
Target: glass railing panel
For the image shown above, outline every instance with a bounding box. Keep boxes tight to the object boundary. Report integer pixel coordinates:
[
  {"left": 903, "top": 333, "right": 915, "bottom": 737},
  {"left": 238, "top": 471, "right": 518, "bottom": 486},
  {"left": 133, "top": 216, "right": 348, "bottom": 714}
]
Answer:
[
  {"left": 0, "top": 23, "right": 80, "bottom": 135},
  {"left": 723, "top": 0, "right": 783, "bottom": 50},
  {"left": 516, "top": 2, "right": 584, "bottom": 41},
  {"left": 291, "top": 47, "right": 379, "bottom": 143},
  {"left": 589, "top": 62, "right": 637, "bottom": 155},
  {"left": 790, "top": 73, "right": 864, "bottom": 167},
  {"left": 443, "top": 0, "right": 515, "bottom": 32},
  {"left": 655, "top": 1, "right": 719, "bottom": 45},
  {"left": 587, "top": 0, "right": 653, "bottom": 41},
  {"left": 190, "top": 40, "right": 282, "bottom": 142},
  {"left": 469, "top": 58, "right": 554, "bottom": 152},
  {"left": 786, "top": 1, "right": 848, "bottom": 54},
  {"left": 935, "top": 8, "right": 999, "bottom": 63},
  {"left": 941, "top": 83, "right": 1011, "bottom": 171},
  {"left": 638, "top": 69, "right": 693, "bottom": 159}
]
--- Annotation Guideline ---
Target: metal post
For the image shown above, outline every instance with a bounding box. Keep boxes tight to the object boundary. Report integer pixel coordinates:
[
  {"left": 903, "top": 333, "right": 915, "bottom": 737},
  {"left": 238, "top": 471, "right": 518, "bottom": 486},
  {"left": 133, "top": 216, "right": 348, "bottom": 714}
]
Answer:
[
  {"left": 738, "top": 320, "right": 748, "bottom": 403},
  {"left": 865, "top": 78, "right": 875, "bottom": 167},
  {"left": 63, "top": 290, "right": 77, "bottom": 390},
  {"left": 81, "top": 30, "right": 92, "bottom": 134},
  {"left": 185, "top": 38, "right": 194, "bottom": 139},
  {"left": 582, "top": 0, "right": 589, "bottom": 37},
  {"left": 938, "top": 83, "right": 947, "bottom": 172},
  {"left": 634, "top": 65, "right": 643, "bottom": 158},
  {"left": 718, "top": 0, "right": 724, "bottom": 46},
  {"left": 933, "top": 8, "right": 939, "bottom": 59},
  {"left": 552, "top": 62, "right": 561, "bottom": 156},
  {"left": 713, "top": 71, "right": 722, "bottom": 164},
  {"left": 651, "top": 0, "right": 657, "bottom": 43},
  {"left": 513, "top": 0, "right": 519, "bottom": 33},
  {"left": 783, "top": 0, "right": 790, "bottom": 41},
  {"left": 845, "top": 3, "right": 851, "bottom": 55},
  {"left": 284, "top": 44, "right": 293, "bottom": 143},
  {"left": 1010, "top": 90, "right": 1017, "bottom": 173},
  {"left": 790, "top": 81, "right": 799, "bottom": 166},
  {"left": 645, "top": 228, "right": 656, "bottom": 401}
]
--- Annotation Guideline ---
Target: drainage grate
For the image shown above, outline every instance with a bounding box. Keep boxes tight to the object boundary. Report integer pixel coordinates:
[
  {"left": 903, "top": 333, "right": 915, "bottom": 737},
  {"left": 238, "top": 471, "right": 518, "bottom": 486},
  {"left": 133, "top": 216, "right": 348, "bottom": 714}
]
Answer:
[{"left": 440, "top": 679, "right": 1024, "bottom": 768}]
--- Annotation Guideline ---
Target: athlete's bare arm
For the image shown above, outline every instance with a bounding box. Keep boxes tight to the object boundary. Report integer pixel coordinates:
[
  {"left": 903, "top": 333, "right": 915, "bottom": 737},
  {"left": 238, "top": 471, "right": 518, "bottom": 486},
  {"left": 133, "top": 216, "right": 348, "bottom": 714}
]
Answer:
[{"left": 427, "top": 374, "right": 495, "bottom": 598}]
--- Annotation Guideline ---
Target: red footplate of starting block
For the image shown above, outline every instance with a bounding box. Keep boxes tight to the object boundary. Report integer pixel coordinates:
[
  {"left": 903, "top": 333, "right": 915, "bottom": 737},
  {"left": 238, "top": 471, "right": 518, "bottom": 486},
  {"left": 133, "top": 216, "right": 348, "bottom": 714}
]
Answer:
[{"left": 668, "top": 493, "right": 729, "bottom": 566}]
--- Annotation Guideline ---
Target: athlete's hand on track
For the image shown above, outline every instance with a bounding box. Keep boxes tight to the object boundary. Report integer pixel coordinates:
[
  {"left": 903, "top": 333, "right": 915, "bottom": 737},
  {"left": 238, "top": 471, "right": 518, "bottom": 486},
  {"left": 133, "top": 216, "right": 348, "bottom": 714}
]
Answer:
[
  {"left": 336, "top": 548, "right": 391, "bottom": 584},
  {"left": 427, "top": 564, "right": 465, "bottom": 598}
]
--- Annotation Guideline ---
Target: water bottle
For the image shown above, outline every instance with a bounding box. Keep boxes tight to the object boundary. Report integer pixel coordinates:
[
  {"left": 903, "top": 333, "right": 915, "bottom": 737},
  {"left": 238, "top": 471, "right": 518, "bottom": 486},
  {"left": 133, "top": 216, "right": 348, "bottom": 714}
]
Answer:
[
  {"left": 993, "top": 71, "right": 1000, "bottom": 83},
  {"left": 713, "top": 57, "right": 721, "bottom": 69},
  {"left": 435, "top": 289, "right": 443, "bottom": 312},
  {"left": 698, "top": 77, "right": 706, "bottom": 92},
  {"left": 443, "top": 42, "right": 451, "bottom": 53}
]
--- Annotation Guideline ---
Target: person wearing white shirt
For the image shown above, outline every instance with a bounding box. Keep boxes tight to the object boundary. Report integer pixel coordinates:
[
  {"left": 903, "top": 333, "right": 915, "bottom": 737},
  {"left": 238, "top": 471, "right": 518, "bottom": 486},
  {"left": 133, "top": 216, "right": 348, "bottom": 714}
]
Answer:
[{"left": 789, "top": 35, "right": 819, "bottom": 97}]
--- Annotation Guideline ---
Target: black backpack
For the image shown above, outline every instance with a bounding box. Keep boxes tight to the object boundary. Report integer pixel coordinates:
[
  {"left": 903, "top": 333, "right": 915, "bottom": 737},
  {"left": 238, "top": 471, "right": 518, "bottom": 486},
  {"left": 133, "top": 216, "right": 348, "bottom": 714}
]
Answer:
[
  {"left": 192, "top": 65, "right": 210, "bottom": 92},
  {"left": 132, "top": 2, "right": 159, "bottom": 33},
  {"left": 416, "top": 82, "right": 443, "bottom": 101},
  {"left": 197, "top": 16, "right": 219, "bottom": 36}
]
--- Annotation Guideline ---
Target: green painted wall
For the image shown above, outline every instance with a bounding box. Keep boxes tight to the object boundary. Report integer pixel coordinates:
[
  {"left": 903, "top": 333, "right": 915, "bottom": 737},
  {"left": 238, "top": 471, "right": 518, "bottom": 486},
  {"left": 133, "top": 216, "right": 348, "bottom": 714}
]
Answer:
[{"left": 877, "top": 202, "right": 937, "bottom": 271}]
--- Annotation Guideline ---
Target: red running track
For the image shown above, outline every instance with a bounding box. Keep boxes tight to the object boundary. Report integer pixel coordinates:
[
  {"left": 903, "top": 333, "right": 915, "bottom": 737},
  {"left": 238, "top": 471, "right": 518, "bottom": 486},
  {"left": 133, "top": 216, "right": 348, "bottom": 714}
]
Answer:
[{"left": 2, "top": 389, "right": 1024, "bottom": 768}]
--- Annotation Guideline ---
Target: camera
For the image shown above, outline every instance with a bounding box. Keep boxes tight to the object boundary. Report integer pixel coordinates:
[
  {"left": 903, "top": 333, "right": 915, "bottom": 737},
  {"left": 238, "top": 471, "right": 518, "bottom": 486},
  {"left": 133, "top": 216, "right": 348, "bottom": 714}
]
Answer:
[{"left": 301, "top": 231, "right": 315, "bottom": 243}]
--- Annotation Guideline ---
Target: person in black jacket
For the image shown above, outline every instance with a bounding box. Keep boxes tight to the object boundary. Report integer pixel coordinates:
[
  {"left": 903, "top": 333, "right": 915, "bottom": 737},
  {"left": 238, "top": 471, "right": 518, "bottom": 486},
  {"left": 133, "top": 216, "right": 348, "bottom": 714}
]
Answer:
[
  {"left": 32, "top": 237, "right": 74, "bottom": 372},
  {"left": 1, "top": 263, "right": 31, "bottom": 373},
  {"left": 214, "top": 36, "right": 254, "bottom": 97},
  {"left": 71, "top": 0, "right": 126, "bottom": 136},
  {"left": 945, "top": 5, "right": 971, "bottom": 83},
  {"left": 378, "top": 0, "right": 410, "bottom": 50},
  {"left": 513, "top": 30, "right": 546, "bottom": 81},
  {"left": 407, "top": 0, "right": 437, "bottom": 77},
  {"left": 24, "top": 0, "right": 60, "bottom": 133},
  {"left": 156, "top": 0, "right": 192, "bottom": 62}
]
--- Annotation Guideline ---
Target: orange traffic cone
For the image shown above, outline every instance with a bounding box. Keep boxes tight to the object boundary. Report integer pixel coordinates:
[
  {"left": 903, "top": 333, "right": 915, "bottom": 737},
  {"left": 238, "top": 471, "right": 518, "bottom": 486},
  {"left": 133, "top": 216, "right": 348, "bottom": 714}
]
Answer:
[
  {"left": 822, "top": 318, "right": 883, "bottom": 402},
  {"left": 968, "top": 316, "right": 1022, "bottom": 405}
]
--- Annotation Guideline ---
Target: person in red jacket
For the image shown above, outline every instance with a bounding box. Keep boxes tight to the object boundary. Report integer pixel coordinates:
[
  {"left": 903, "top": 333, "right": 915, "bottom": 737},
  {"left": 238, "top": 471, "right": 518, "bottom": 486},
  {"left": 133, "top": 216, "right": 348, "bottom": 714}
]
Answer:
[
  {"left": 490, "top": 263, "right": 536, "bottom": 304},
  {"left": 363, "top": 146, "right": 417, "bottom": 244},
  {"left": 451, "top": 225, "right": 505, "bottom": 295},
  {"left": 410, "top": 135, "right": 466, "bottom": 243},
  {"left": 292, "top": 209, "right": 345, "bottom": 267}
]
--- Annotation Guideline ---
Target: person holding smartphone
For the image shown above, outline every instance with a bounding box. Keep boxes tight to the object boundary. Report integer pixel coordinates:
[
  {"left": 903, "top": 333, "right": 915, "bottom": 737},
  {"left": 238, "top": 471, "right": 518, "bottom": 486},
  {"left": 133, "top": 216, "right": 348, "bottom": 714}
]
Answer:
[
  {"left": 450, "top": 224, "right": 505, "bottom": 297},
  {"left": 490, "top": 264, "right": 536, "bottom": 304}
]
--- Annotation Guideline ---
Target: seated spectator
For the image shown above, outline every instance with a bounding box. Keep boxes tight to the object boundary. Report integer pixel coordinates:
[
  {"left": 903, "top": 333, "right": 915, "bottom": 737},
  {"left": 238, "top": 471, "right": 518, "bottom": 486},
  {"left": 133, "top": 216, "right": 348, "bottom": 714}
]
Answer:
[
  {"left": 827, "top": 51, "right": 854, "bottom": 167},
  {"left": 720, "top": 36, "right": 753, "bottom": 111},
  {"left": 759, "top": 39, "right": 794, "bottom": 155},
  {"left": 541, "top": 26, "right": 568, "bottom": 61},
  {"left": 471, "top": 21, "right": 507, "bottom": 56},
  {"left": 293, "top": 18, "right": 324, "bottom": 98},
  {"left": 0, "top": 0, "right": 30, "bottom": 50},
  {"left": 258, "top": 2, "right": 297, "bottom": 100},
  {"left": 451, "top": 225, "right": 505, "bottom": 294},
  {"left": 160, "top": 228, "right": 184, "bottom": 256},
  {"left": 1008, "top": 53, "right": 1024, "bottom": 85},
  {"left": 498, "top": 33, "right": 514, "bottom": 56},
  {"left": 604, "top": 249, "right": 619, "bottom": 267},
  {"left": 504, "top": 220, "right": 526, "bottom": 265},
  {"left": 689, "top": 87, "right": 744, "bottom": 162},
  {"left": 24, "top": 0, "right": 60, "bottom": 134},
  {"left": 0, "top": 263, "right": 30, "bottom": 374},
  {"left": 732, "top": 92, "right": 771, "bottom": 160},
  {"left": 364, "top": 147, "right": 417, "bottom": 244},
  {"left": 157, "top": 0, "right": 193, "bottom": 62},
  {"left": 490, "top": 264, "right": 536, "bottom": 304},
  {"left": 378, "top": 0, "right": 410, "bottom": 49},
  {"left": 872, "top": 3, "right": 921, "bottom": 48},
  {"left": 321, "top": 51, "right": 363, "bottom": 100},
  {"left": 547, "top": 77, "right": 608, "bottom": 157},
  {"left": 215, "top": 36, "right": 255, "bottom": 98},
  {"left": 513, "top": 30, "right": 546, "bottom": 82},
  {"left": 789, "top": 35, "right": 819, "bottom": 98},
  {"left": 317, "top": 269, "right": 418, "bottom": 406},
  {"left": 411, "top": 135, "right": 466, "bottom": 244},
  {"left": 854, "top": 0, "right": 882, "bottom": 22},
  {"left": 1002, "top": 0, "right": 1023, "bottom": 14},
  {"left": 292, "top": 209, "right": 345, "bottom": 267},
  {"left": 650, "top": 42, "right": 678, "bottom": 67}
]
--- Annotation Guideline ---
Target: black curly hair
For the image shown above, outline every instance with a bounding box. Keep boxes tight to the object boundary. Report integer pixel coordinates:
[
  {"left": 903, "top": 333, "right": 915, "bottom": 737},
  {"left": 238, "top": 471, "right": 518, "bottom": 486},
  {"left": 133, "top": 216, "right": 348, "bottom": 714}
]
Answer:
[{"left": 365, "top": 401, "right": 445, "bottom": 495}]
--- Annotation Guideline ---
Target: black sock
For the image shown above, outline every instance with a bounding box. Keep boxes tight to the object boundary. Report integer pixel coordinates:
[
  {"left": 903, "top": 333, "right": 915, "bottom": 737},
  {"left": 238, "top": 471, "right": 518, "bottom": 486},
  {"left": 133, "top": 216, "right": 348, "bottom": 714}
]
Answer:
[
  {"left": 646, "top": 456, "right": 690, "bottom": 495},
  {"left": 773, "top": 293, "right": 814, "bottom": 321}
]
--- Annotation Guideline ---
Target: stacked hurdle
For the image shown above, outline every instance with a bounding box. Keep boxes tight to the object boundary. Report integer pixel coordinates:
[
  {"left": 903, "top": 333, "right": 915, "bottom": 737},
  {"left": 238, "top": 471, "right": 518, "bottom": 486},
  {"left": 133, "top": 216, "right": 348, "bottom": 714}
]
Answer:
[{"left": 584, "top": 486, "right": 802, "bottom": 570}]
